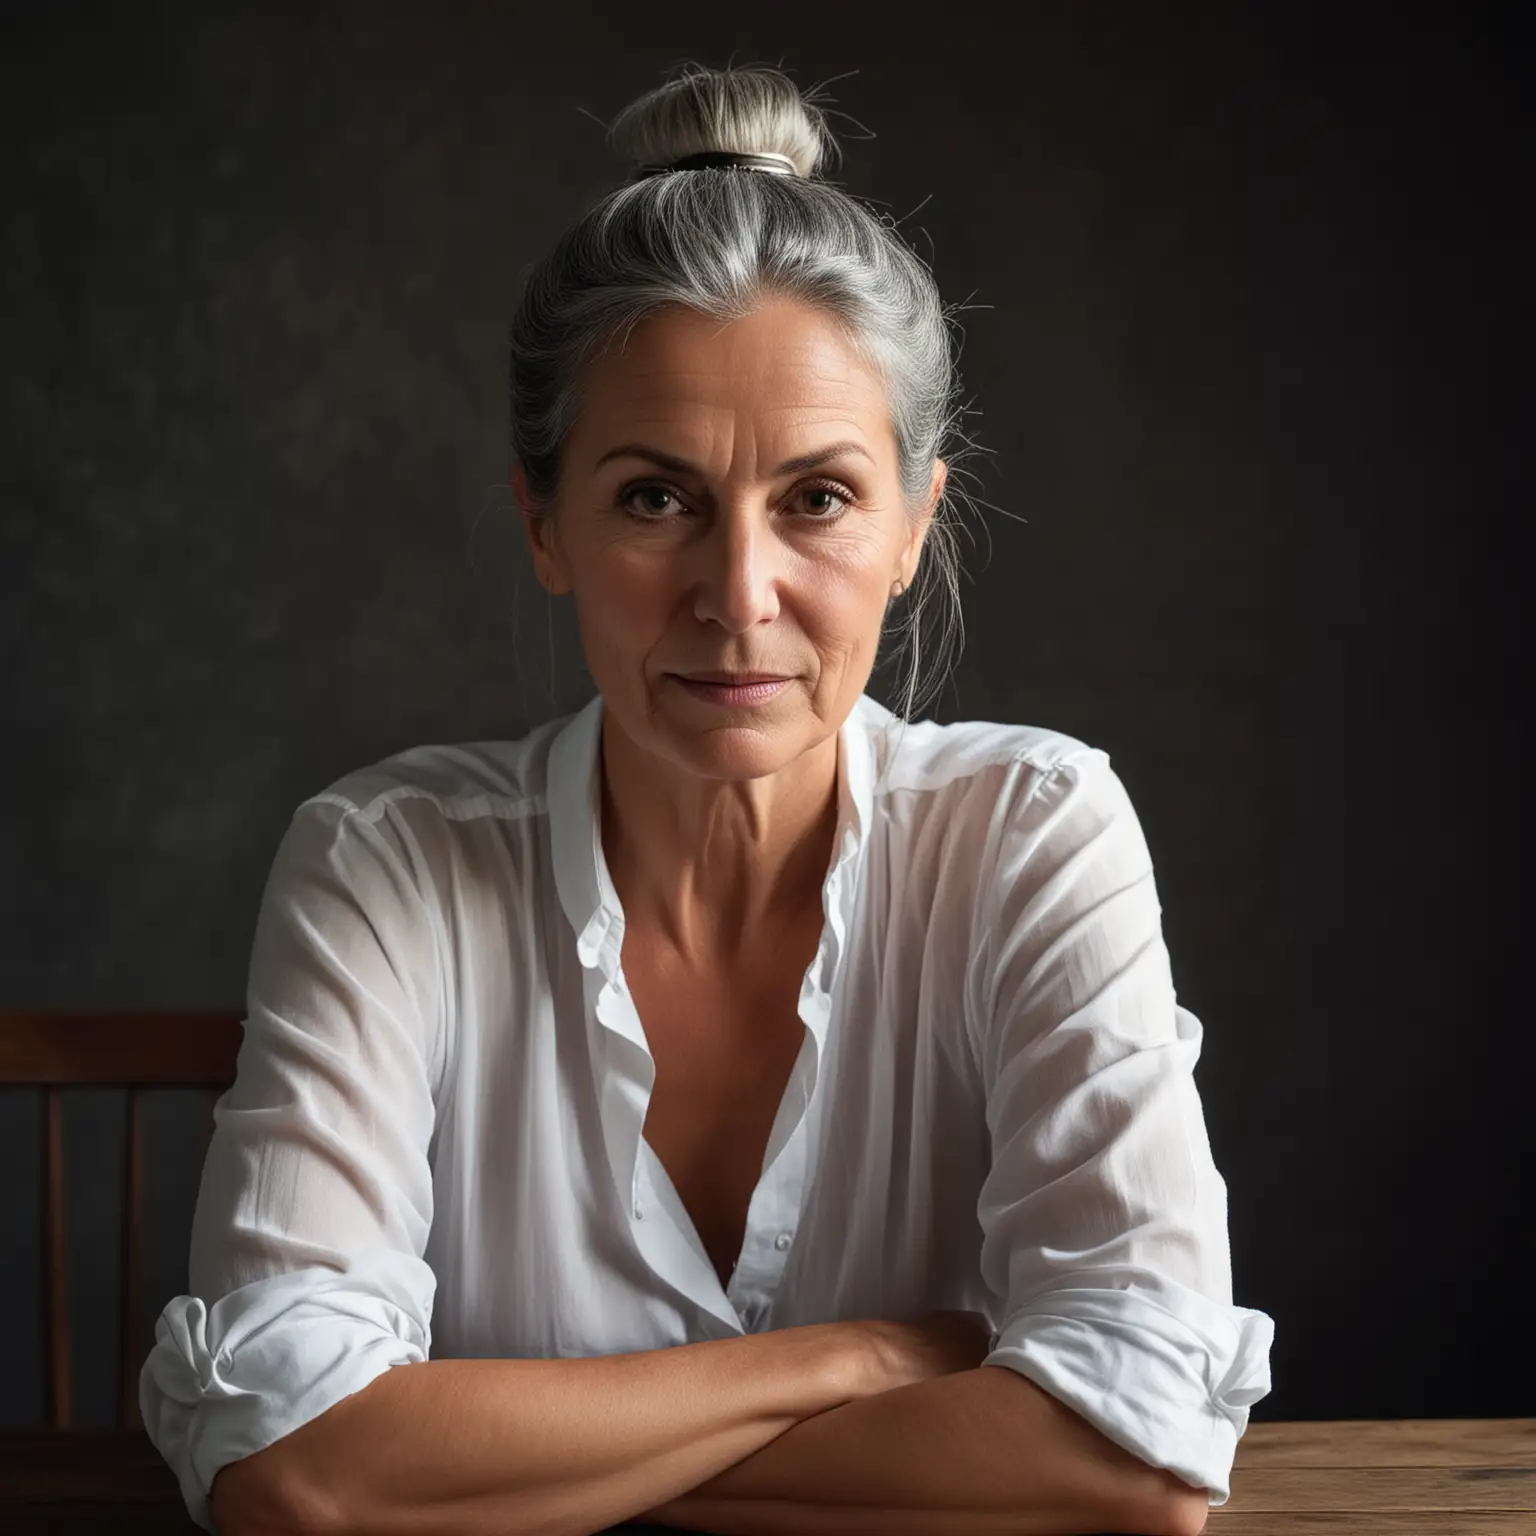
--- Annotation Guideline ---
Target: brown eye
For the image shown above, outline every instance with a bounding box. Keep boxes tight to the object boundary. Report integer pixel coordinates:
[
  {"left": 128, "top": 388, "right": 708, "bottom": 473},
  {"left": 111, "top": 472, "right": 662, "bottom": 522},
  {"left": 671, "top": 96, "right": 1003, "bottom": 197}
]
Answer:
[
  {"left": 798, "top": 480, "right": 854, "bottom": 518},
  {"left": 618, "top": 482, "right": 685, "bottom": 518}
]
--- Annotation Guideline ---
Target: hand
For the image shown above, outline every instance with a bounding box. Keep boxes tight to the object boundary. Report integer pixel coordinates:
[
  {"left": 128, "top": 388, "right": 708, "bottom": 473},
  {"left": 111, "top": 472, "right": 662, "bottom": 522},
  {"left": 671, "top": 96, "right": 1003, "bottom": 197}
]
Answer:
[{"left": 851, "top": 1309, "right": 996, "bottom": 1397}]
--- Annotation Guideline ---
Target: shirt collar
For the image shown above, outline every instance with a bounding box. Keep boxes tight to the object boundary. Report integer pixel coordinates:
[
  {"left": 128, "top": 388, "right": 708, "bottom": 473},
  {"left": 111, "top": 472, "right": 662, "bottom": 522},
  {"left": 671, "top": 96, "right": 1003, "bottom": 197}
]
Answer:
[{"left": 546, "top": 689, "right": 882, "bottom": 982}]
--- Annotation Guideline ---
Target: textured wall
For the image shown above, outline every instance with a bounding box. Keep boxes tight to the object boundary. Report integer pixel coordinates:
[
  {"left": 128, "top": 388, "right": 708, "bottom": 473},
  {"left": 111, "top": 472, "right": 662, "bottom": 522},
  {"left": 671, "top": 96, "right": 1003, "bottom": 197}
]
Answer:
[{"left": 1, "top": 2, "right": 1521, "bottom": 1426}]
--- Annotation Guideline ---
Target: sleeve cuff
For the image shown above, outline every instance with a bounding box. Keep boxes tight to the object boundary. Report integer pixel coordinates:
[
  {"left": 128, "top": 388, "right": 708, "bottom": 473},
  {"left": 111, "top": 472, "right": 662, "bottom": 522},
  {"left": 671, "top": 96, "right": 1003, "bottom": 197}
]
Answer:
[
  {"left": 981, "top": 1284, "right": 1274, "bottom": 1508},
  {"left": 139, "top": 1252, "right": 436, "bottom": 1532}
]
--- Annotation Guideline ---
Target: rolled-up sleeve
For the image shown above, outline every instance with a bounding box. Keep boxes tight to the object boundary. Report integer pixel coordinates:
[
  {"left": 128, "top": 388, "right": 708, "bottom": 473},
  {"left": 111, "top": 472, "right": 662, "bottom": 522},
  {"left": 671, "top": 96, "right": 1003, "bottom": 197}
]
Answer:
[
  {"left": 968, "top": 751, "right": 1275, "bottom": 1510},
  {"left": 140, "top": 795, "right": 443, "bottom": 1532}
]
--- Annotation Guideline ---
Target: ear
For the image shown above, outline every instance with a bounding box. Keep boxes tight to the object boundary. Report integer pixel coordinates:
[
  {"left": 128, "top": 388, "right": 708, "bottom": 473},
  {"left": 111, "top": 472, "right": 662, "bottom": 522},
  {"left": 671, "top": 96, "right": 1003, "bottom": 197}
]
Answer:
[
  {"left": 514, "top": 462, "right": 570, "bottom": 596},
  {"left": 898, "top": 458, "right": 947, "bottom": 590}
]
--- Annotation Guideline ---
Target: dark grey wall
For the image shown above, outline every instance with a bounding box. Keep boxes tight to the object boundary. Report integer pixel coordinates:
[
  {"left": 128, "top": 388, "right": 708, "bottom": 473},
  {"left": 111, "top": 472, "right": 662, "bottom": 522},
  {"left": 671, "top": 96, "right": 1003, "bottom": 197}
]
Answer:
[{"left": 2, "top": 2, "right": 1523, "bottom": 1427}]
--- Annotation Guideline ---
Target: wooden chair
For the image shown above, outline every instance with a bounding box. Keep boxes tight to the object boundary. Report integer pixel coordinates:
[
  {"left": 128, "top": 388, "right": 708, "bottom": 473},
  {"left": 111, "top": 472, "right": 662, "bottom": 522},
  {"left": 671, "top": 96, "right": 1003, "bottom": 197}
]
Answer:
[{"left": 0, "top": 1009, "right": 243, "bottom": 1432}]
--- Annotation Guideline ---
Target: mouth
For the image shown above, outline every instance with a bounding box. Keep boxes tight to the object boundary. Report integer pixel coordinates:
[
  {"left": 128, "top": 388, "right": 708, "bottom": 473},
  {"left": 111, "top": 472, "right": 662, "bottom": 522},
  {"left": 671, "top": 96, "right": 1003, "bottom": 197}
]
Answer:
[{"left": 669, "top": 674, "right": 793, "bottom": 706}]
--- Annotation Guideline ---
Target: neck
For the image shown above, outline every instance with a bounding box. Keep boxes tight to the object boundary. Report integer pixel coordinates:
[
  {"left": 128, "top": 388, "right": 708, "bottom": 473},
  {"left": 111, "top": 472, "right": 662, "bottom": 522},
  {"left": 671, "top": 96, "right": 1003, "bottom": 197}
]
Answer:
[{"left": 598, "top": 714, "right": 841, "bottom": 970}]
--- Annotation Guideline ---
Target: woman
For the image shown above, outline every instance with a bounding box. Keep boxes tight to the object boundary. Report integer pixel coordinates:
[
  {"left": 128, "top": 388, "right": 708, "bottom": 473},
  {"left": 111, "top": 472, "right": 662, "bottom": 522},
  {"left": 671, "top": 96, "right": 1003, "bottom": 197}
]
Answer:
[{"left": 143, "top": 62, "right": 1273, "bottom": 1536}]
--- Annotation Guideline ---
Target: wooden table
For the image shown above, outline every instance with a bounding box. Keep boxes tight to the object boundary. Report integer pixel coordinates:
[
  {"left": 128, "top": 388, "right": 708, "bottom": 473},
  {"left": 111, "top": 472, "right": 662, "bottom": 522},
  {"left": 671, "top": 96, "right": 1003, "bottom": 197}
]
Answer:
[{"left": 0, "top": 1419, "right": 1530, "bottom": 1533}]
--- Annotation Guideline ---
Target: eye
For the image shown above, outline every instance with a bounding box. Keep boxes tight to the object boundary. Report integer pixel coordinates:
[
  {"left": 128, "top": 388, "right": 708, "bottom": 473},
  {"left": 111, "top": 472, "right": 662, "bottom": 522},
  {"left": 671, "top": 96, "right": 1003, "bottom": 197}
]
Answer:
[
  {"left": 619, "top": 483, "right": 684, "bottom": 518},
  {"left": 616, "top": 478, "right": 855, "bottom": 523},
  {"left": 797, "top": 479, "right": 855, "bottom": 519}
]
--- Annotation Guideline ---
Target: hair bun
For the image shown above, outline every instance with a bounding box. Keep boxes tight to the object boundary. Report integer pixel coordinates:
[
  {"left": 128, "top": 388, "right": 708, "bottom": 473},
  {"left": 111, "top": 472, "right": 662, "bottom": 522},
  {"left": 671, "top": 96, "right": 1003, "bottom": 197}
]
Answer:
[{"left": 606, "top": 62, "right": 840, "bottom": 181}]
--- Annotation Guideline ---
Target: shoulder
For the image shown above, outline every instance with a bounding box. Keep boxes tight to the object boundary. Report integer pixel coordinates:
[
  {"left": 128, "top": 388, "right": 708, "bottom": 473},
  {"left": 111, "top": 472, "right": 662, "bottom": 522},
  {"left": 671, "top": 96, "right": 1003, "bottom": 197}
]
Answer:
[
  {"left": 862, "top": 699, "right": 1112, "bottom": 807},
  {"left": 295, "top": 712, "right": 571, "bottom": 834},
  {"left": 270, "top": 712, "right": 577, "bottom": 900},
  {"left": 861, "top": 703, "right": 1148, "bottom": 898}
]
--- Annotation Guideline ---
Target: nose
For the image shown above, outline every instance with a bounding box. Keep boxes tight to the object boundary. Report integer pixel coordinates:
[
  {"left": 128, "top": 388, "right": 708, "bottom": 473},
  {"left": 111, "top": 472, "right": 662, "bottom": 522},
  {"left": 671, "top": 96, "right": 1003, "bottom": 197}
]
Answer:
[{"left": 689, "top": 509, "right": 783, "bottom": 633}]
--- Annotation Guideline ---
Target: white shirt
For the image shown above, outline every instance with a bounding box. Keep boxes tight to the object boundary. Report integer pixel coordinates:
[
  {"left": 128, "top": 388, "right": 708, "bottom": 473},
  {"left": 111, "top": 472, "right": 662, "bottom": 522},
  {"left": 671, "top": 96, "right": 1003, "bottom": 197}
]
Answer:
[{"left": 141, "top": 688, "right": 1275, "bottom": 1531}]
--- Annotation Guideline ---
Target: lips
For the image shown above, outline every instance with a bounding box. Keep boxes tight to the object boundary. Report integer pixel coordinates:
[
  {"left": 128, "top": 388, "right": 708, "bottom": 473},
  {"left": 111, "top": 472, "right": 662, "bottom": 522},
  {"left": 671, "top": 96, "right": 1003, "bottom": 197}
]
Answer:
[{"left": 676, "top": 673, "right": 790, "bottom": 685}]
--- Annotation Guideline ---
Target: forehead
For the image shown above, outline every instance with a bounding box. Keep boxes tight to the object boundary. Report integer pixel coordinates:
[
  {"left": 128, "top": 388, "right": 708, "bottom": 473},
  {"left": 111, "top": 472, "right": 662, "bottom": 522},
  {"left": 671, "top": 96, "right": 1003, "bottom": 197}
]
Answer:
[{"left": 577, "top": 298, "right": 892, "bottom": 438}]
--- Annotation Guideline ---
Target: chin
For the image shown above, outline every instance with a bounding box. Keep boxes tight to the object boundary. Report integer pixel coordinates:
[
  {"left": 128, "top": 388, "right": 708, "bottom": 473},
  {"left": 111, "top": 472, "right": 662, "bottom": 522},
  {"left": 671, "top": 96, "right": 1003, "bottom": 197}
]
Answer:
[{"left": 655, "top": 694, "right": 802, "bottom": 771}]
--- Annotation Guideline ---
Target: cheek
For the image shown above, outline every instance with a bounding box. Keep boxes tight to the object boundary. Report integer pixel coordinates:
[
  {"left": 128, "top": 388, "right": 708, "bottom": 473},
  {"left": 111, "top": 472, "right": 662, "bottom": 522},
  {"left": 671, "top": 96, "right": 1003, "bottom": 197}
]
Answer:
[
  {"left": 578, "top": 553, "right": 671, "bottom": 645},
  {"left": 801, "top": 573, "right": 891, "bottom": 656}
]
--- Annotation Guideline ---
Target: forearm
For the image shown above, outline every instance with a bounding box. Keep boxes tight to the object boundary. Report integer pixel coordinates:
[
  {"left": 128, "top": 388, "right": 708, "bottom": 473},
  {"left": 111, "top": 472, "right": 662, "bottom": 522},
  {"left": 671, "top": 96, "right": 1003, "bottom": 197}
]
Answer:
[
  {"left": 209, "top": 1325, "right": 859, "bottom": 1536},
  {"left": 638, "top": 1364, "right": 1192, "bottom": 1536}
]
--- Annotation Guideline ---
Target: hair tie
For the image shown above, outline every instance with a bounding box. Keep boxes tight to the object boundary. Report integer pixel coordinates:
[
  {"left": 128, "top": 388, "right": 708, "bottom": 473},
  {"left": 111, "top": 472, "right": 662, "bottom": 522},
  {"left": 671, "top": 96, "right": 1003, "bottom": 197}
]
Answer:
[{"left": 638, "top": 150, "right": 799, "bottom": 177}]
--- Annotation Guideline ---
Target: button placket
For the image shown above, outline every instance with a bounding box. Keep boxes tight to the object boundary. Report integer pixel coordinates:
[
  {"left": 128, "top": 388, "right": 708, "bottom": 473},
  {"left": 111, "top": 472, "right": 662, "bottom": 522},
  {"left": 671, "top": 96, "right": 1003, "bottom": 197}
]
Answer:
[{"left": 726, "top": 1106, "right": 810, "bottom": 1322}]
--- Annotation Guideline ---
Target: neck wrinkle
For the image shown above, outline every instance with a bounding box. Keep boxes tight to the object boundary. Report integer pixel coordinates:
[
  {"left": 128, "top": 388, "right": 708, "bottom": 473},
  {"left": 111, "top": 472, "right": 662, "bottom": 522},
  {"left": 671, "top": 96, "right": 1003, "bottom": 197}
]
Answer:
[{"left": 599, "top": 724, "right": 842, "bottom": 970}]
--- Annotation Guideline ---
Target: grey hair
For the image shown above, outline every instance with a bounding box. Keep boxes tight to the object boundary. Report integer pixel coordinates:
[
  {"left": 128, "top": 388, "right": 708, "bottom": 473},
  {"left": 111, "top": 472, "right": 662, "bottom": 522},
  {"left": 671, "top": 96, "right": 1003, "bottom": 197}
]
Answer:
[{"left": 510, "top": 61, "right": 986, "bottom": 726}]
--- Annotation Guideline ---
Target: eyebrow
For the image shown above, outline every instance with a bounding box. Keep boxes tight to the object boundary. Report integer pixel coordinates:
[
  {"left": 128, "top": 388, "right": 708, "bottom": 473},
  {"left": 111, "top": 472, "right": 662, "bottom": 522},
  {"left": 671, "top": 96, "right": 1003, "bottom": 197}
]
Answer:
[{"left": 593, "top": 440, "right": 875, "bottom": 477}]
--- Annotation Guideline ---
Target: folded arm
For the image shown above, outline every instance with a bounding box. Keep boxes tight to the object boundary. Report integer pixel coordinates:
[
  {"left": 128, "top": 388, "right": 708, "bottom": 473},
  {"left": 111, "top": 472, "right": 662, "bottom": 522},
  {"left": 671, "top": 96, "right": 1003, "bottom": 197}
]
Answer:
[{"left": 638, "top": 1362, "right": 1205, "bottom": 1536}]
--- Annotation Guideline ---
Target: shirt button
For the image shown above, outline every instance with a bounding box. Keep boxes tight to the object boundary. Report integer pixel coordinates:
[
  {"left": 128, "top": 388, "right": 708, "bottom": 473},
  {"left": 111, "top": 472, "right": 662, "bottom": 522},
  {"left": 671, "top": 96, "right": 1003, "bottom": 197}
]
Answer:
[
  {"left": 774, "top": 1231, "right": 792, "bottom": 1251},
  {"left": 634, "top": 1202, "right": 644, "bottom": 1219}
]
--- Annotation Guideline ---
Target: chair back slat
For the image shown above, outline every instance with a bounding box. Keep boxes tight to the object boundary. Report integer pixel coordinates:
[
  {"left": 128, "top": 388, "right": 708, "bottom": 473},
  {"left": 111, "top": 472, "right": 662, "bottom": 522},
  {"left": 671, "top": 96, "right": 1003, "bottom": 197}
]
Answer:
[
  {"left": 42, "top": 1086, "right": 72, "bottom": 1429},
  {"left": 118, "top": 1086, "right": 148, "bottom": 1432},
  {"left": 0, "top": 1010, "right": 244, "bottom": 1432}
]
